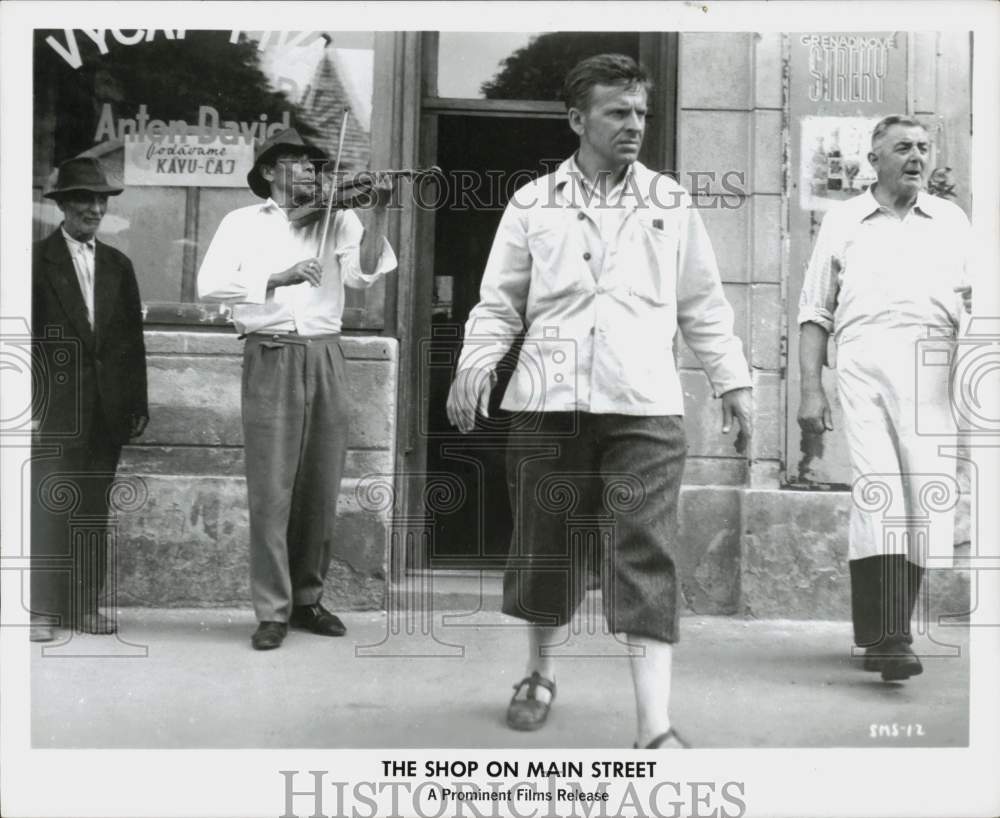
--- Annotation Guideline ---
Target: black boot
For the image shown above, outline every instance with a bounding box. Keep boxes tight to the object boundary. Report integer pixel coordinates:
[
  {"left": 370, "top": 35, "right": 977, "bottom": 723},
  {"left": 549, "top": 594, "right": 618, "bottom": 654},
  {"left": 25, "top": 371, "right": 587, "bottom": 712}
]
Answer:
[
  {"left": 850, "top": 556, "right": 885, "bottom": 649},
  {"left": 905, "top": 560, "right": 926, "bottom": 645},
  {"left": 868, "top": 556, "right": 924, "bottom": 681}
]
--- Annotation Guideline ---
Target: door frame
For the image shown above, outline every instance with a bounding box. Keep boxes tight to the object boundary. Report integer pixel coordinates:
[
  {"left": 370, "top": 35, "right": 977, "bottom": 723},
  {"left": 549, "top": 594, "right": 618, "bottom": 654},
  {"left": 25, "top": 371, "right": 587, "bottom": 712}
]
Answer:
[{"left": 391, "top": 31, "right": 679, "bottom": 577}]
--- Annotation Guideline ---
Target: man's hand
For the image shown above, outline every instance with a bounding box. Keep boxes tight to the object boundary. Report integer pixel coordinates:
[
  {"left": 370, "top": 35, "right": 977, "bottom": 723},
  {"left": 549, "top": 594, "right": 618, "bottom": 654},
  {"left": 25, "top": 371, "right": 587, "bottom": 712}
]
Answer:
[
  {"left": 721, "top": 387, "right": 753, "bottom": 455},
  {"left": 364, "top": 171, "right": 396, "bottom": 211},
  {"left": 268, "top": 258, "right": 323, "bottom": 290},
  {"left": 954, "top": 284, "right": 972, "bottom": 314},
  {"left": 446, "top": 368, "right": 492, "bottom": 434},
  {"left": 798, "top": 385, "right": 833, "bottom": 435},
  {"left": 129, "top": 414, "right": 149, "bottom": 439}
]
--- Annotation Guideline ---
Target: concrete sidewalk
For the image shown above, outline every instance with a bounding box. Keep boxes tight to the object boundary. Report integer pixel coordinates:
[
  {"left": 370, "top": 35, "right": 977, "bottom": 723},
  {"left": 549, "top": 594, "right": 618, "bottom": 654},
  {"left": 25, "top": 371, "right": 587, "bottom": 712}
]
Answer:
[{"left": 31, "top": 608, "right": 969, "bottom": 749}]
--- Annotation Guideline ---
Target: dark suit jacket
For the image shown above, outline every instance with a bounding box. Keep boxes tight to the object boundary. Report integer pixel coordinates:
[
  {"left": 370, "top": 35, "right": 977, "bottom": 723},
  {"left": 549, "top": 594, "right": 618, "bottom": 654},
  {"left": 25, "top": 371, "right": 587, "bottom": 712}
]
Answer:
[{"left": 32, "top": 228, "right": 148, "bottom": 447}]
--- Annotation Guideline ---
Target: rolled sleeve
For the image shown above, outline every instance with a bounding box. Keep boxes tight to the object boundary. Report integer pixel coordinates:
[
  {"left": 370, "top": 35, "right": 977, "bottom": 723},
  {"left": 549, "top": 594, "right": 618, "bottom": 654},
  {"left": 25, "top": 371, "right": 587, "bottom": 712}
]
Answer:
[
  {"left": 675, "top": 202, "right": 752, "bottom": 397},
  {"left": 798, "top": 215, "right": 840, "bottom": 333},
  {"left": 457, "top": 199, "right": 530, "bottom": 374},
  {"left": 197, "top": 211, "right": 271, "bottom": 305},
  {"left": 334, "top": 209, "right": 398, "bottom": 290}
]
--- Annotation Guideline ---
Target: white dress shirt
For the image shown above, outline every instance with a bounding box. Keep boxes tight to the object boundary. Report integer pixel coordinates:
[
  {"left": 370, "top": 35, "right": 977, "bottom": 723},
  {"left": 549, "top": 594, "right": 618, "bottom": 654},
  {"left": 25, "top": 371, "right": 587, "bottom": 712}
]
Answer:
[
  {"left": 62, "top": 227, "right": 96, "bottom": 327},
  {"left": 798, "top": 189, "right": 971, "bottom": 346},
  {"left": 197, "top": 199, "right": 397, "bottom": 335},
  {"left": 458, "top": 158, "right": 751, "bottom": 415}
]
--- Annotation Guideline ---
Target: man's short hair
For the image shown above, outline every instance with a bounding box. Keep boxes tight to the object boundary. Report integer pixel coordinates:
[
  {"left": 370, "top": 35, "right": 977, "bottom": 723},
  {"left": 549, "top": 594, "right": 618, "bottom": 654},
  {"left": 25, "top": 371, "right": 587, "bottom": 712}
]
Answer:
[
  {"left": 562, "top": 53, "right": 652, "bottom": 112},
  {"left": 870, "top": 115, "right": 927, "bottom": 151}
]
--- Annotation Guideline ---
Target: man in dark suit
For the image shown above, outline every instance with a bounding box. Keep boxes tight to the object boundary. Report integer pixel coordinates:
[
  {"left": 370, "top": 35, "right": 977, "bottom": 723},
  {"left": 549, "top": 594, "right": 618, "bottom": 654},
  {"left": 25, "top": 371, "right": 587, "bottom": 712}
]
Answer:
[{"left": 30, "top": 156, "right": 148, "bottom": 642}]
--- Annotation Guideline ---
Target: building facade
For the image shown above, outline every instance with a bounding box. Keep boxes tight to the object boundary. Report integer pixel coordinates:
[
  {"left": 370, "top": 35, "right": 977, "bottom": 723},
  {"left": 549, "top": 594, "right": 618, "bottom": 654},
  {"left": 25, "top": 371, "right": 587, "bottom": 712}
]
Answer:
[{"left": 31, "top": 30, "right": 974, "bottom": 617}]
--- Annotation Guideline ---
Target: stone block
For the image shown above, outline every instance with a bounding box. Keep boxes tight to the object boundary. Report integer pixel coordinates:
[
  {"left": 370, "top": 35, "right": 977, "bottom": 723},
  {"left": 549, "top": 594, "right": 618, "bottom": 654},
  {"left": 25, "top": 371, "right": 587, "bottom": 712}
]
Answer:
[
  {"left": 143, "top": 331, "right": 396, "bottom": 359},
  {"left": 753, "top": 32, "right": 783, "bottom": 109},
  {"left": 741, "top": 489, "right": 850, "bottom": 618},
  {"left": 751, "top": 194, "right": 782, "bottom": 282},
  {"left": 926, "top": 551, "right": 971, "bottom": 621},
  {"left": 115, "top": 475, "right": 388, "bottom": 610},
  {"left": 695, "top": 196, "right": 750, "bottom": 282},
  {"left": 750, "top": 370, "right": 781, "bottom": 461},
  {"left": 116, "top": 476, "right": 251, "bottom": 607},
  {"left": 120, "top": 445, "right": 246, "bottom": 477},
  {"left": 677, "top": 282, "right": 749, "bottom": 370},
  {"left": 679, "top": 370, "right": 746, "bottom": 460},
  {"left": 677, "top": 487, "right": 743, "bottom": 613},
  {"left": 741, "top": 489, "right": 971, "bottom": 620},
  {"left": 143, "top": 330, "right": 242, "bottom": 357},
  {"left": 678, "top": 111, "right": 750, "bottom": 196},
  {"left": 679, "top": 33, "right": 753, "bottom": 110},
  {"left": 145, "top": 356, "right": 243, "bottom": 446},
  {"left": 143, "top": 343, "right": 397, "bottom": 451},
  {"left": 683, "top": 457, "right": 747, "bottom": 487},
  {"left": 342, "top": 358, "right": 397, "bottom": 448},
  {"left": 122, "top": 446, "right": 393, "bottom": 481},
  {"left": 752, "top": 110, "right": 783, "bottom": 195},
  {"left": 749, "top": 459, "right": 782, "bottom": 489},
  {"left": 750, "top": 283, "right": 783, "bottom": 371}
]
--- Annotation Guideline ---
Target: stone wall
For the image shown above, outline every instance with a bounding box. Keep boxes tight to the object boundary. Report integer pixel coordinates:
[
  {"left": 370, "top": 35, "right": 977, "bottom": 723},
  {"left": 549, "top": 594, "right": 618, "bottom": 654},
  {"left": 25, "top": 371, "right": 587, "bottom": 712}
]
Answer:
[
  {"left": 115, "top": 331, "right": 397, "bottom": 609},
  {"left": 677, "top": 32, "right": 785, "bottom": 491},
  {"left": 742, "top": 489, "right": 971, "bottom": 621}
]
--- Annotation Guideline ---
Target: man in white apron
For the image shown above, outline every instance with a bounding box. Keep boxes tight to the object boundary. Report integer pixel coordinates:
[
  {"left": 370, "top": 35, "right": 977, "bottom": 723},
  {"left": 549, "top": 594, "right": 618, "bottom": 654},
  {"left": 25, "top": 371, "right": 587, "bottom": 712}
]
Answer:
[{"left": 798, "top": 115, "right": 972, "bottom": 682}]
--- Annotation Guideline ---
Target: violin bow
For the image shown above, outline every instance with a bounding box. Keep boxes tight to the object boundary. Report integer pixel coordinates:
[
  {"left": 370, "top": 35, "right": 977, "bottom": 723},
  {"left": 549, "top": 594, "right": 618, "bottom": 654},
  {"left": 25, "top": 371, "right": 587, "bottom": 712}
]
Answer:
[{"left": 318, "top": 106, "right": 351, "bottom": 259}]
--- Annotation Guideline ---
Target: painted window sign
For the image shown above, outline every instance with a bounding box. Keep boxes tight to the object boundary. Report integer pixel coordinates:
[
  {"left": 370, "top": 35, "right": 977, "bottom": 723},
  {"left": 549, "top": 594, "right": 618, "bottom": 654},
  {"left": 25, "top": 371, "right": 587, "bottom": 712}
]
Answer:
[
  {"left": 34, "top": 29, "right": 377, "bottom": 307},
  {"left": 123, "top": 134, "right": 254, "bottom": 187},
  {"left": 801, "top": 34, "right": 899, "bottom": 104}
]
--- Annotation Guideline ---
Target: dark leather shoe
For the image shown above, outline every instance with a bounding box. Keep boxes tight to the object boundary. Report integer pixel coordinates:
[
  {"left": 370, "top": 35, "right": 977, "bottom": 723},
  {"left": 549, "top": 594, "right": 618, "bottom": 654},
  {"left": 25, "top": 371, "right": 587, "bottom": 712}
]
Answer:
[
  {"left": 289, "top": 603, "right": 346, "bottom": 637},
  {"left": 862, "top": 646, "right": 886, "bottom": 672},
  {"left": 79, "top": 612, "right": 116, "bottom": 635},
  {"left": 30, "top": 624, "right": 56, "bottom": 643},
  {"left": 252, "top": 621, "right": 287, "bottom": 650},
  {"left": 865, "top": 640, "right": 922, "bottom": 681},
  {"left": 506, "top": 671, "right": 556, "bottom": 731}
]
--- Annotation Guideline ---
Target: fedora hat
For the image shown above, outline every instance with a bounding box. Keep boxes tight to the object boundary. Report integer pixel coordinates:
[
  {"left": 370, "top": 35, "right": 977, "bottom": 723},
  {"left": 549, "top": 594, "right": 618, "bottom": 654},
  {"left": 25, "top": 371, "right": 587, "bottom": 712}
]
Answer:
[
  {"left": 247, "top": 128, "right": 327, "bottom": 198},
  {"left": 44, "top": 157, "right": 123, "bottom": 200}
]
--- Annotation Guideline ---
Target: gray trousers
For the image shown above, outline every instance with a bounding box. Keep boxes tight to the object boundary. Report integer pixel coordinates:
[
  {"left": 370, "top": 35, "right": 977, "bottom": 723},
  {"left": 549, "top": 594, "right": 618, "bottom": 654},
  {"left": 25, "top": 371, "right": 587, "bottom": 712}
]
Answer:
[{"left": 242, "top": 334, "right": 349, "bottom": 622}]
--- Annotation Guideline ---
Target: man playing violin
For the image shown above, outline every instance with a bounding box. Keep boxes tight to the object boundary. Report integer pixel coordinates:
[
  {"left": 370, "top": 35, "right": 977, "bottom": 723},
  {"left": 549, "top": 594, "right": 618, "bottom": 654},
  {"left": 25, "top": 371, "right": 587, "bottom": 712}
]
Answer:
[{"left": 198, "top": 128, "right": 397, "bottom": 650}]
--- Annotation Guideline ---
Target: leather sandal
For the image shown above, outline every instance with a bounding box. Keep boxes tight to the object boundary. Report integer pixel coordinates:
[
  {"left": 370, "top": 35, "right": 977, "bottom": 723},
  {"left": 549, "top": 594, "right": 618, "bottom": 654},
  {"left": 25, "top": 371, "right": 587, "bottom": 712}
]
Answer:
[
  {"left": 633, "top": 727, "right": 690, "bottom": 749},
  {"left": 506, "top": 671, "right": 556, "bottom": 731}
]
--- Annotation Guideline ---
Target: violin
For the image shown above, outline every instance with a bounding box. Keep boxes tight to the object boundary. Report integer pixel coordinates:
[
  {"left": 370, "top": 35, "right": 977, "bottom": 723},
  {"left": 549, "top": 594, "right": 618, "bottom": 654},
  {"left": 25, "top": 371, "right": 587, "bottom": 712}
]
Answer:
[{"left": 289, "top": 166, "right": 443, "bottom": 227}]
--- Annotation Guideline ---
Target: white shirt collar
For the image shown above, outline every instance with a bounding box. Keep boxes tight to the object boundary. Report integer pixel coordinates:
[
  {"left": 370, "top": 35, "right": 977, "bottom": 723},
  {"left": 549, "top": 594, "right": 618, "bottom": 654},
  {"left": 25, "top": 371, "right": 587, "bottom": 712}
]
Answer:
[
  {"left": 561, "top": 154, "right": 636, "bottom": 198},
  {"left": 260, "top": 197, "right": 292, "bottom": 221},
  {"left": 859, "top": 186, "right": 937, "bottom": 221},
  {"left": 61, "top": 226, "right": 95, "bottom": 250}
]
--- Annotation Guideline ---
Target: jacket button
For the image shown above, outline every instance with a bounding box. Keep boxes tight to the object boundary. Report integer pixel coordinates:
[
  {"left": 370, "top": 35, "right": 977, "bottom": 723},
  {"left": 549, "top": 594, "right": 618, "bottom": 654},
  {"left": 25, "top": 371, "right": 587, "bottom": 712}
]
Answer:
[
  {"left": 583, "top": 252, "right": 591, "bottom": 261},
  {"left": 577, "top": 211, "right": 586, "bottom": 220}
]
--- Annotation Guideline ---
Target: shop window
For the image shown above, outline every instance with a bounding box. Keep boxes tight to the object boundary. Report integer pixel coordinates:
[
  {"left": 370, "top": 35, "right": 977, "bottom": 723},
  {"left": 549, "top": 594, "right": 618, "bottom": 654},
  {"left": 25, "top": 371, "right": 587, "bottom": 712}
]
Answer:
[{"left": 33, "top": 29, "right": 383, "bottom": 329}]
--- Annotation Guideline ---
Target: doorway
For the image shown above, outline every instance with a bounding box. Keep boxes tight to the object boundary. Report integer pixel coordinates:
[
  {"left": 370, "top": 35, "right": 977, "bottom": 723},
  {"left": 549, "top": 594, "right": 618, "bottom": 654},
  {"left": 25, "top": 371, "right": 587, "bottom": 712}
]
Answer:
[
  {"left": 425, "top": 115, "right": 579, "bottom": 568},
  {"left": 406, "top": 32, "right": 677, "bottom": 571}
]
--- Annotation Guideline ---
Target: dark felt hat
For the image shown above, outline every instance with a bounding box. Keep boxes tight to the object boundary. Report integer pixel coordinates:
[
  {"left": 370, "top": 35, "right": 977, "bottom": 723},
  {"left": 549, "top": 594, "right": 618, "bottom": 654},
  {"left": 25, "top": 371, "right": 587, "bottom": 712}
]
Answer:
[
  {"left": 247, "top": 128, "right": 327, "bottom": 198},
  {"left": 44, "top": 157, "right": 123, "bottom": 200}
]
